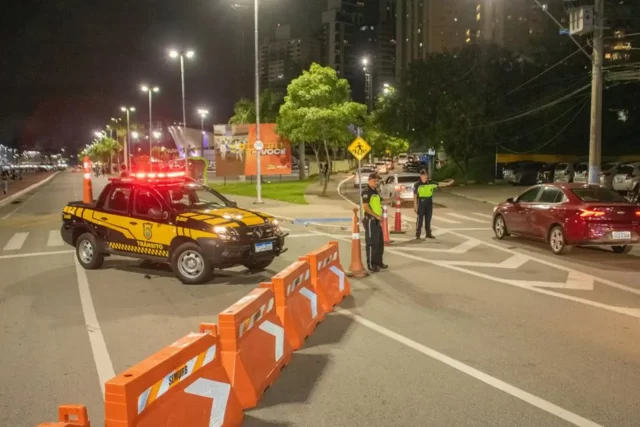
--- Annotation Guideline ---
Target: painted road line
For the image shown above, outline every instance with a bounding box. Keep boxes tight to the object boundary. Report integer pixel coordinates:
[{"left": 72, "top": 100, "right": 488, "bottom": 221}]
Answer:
[
  {"left": 47, "top": 229, "right": 65, "bottom": 247},
  {"left": 3, "top": 232, "right": 29, "bottom": 251},
  {"left": 336, "top": 308, "right": 603, "bottom": 427},
  {"left": 74, "top": 256, "right": 115, "bottom": 399},
  {"left": 472, "top": 213, "right": 494, "bottom": 219},
  {"left": 431, "top": 216, "right": 461, "bottom": 224},
  {"left": 286, "top": 233, "right": 320, "bottom": 238},
  {"left": 0, "top": 250, "right": 75, "bottom": 260},
  {"left": 446, "top": 212, "right": 487, "bottom": 224},
  {"left": 393, "top": 239, "right": 482, "bottom": 254}
]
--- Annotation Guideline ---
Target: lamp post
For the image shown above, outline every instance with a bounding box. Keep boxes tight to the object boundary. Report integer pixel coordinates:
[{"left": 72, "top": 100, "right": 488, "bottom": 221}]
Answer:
[
  {"left": 140, "top": 85, "right": 160, "bottom": 158},
  {"left": 198, "top": 109, "right": 209, "bottom": 155},
  {"left": 253, "top": 0, "right": 263, "bottom": 203},
  {"left": 362, "top": 57, "right": 373, "bottom": 163},
  {"left": 120, "top": 106, "right": 135, "bottom": 170},
  {"left": 169, "top": 49, "right": 195, "bottom": 170}
]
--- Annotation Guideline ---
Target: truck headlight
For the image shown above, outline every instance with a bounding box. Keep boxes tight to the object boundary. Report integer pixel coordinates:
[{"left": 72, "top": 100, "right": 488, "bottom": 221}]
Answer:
[{"left": 214, "top": 226, "right": 228, "bottom": 234}]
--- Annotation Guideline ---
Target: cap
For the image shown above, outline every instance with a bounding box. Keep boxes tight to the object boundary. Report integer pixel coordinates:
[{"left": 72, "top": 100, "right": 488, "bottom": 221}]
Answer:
[
  {"left": 368, "top": 173, "right": 379, "bottom": 180},
  {"left": 420, "top": 169, "right": 428, "bottom": 175}
]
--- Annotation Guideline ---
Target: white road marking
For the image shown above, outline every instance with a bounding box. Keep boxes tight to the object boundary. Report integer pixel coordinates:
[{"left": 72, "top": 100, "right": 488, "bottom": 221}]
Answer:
[
  {"left": 431, "top": 216, "right": 461, "bottom": 224},
  {"left": 47, "top": 230, "right": 64, "bottom": 247},
  {"left": 286, "top": 233, "right": 318, "bottom": 238},
  {"left": 448, "top": 253, "right": 529, "bottom": 269},
  {"left": 74, "top": 256, "right": 115, "bottom": 399},
  {"left": 393, "top": 239, "right": 481, "bottom": 254},
  {"left": 3, "top": 232, "right": 29, "bottom": 251},
  {"left": 510, "top": 271, "right": 595, "bottom": 291},
  {"left": 472, "top": 213, "right": 494, "bottom": 219},
  {"left": 336, "top": 308, "right": 603, "bottom": 427},
  {"left": 446, "top": 212, "right": 487, "bottom": 224},
  {"left": 0, "top": 249, "right": 74, "bottom": 260}
]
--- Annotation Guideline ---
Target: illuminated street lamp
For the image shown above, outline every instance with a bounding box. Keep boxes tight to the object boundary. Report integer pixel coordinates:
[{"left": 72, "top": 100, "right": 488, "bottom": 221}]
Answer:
[
  {"left": 141, "top": 84, "right": 160, "bottom": 157},
  {"left": 120, "top": 106, "right": 136, "bottom": 169},
  {"left": 197, "top": 108, "right": 209, "bottom": 155},
  {"left": 168, "top": 48, "right": 195, "bottom": 169}
]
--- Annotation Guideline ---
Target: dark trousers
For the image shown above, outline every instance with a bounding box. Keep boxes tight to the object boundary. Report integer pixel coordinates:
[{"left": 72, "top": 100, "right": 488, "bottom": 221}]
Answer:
[
  {"left": 364, "top": 217, "right": 384, "bottom": 269},
  {"left": 416, "top": 198, "right": 433, "bottom": 237}
]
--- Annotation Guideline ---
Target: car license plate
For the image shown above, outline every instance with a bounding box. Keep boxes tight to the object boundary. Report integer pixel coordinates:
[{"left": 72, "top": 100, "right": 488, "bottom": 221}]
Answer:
[
  {"left": 255, "top": 241, "right": 273, "bottom": 253},
  {"left": 612, "top": 231, "right": 631, "bottom": 240}
]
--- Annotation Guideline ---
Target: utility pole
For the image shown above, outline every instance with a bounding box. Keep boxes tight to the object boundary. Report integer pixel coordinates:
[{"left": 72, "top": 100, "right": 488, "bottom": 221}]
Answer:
[{"left": 588, "top": 0, "right": 604, "bottom": 185}]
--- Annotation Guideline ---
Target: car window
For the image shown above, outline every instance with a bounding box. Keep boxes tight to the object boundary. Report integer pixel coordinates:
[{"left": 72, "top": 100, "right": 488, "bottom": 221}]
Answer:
[
  {"left": 571, "top": 188, "right": 628, "bottom": 203},
  {"left": 517, "top": 187, "right": 541, "bottom": 203},
  {"left": 538, "top": 187, "right": 564, "bottom": 203},
  {"left": 575, "top": 164, "right": 588, "bottom": 173},
  {"left": 133, "top": 189, "right": 163, "bottom": 217},
  {"left": 617, "top": 165, "right": 634, "bottom": 175},
  {"left": 555, "top": 164, "right": 568, "bottom": 171},
  {"left": 385, "top": 176, "right": 394, "bottom": 184},
  {"left": 104, "top": 186, "right": 131, "bottom": 213}
]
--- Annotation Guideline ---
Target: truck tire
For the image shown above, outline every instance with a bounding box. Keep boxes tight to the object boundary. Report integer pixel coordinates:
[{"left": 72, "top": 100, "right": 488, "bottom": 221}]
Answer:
[
  {"left": 75, "top": 232, "right": 105, "bottom": 269},
  {"left": 170, "top": 242, "right": 213, "bottom": 284}
]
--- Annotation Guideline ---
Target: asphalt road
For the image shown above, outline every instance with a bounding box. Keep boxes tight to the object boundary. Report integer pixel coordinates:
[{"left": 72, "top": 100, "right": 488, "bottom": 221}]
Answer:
[{"left": 2, "top": 172, "right": 640, "bottom": 426}]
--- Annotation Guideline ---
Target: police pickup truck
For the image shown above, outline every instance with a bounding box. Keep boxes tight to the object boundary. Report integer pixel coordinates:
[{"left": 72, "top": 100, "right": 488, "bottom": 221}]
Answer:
[{"left": 61, "top": 172, "right": 288, "bottom": 284}]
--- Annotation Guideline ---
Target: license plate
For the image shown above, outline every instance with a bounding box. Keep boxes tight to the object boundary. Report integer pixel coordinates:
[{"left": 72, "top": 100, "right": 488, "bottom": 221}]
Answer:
[
  {"left": 612, "top": 231, "right": 631, "bottom": 240},
  {"left": 255, "top": 241, "right": 273, "bottom": 253}
]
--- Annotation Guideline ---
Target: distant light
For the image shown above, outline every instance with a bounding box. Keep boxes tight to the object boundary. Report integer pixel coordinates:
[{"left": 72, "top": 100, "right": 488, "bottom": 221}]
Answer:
[
  {"left": 186, "top": 50, "right": 195, "bottom": 59},
  {"left": 132, "top": 131, "right": 139, "bottom": 138},
  {"left": 362, "top": 57, "right": 369, "bottom": 66},
  {"left": 141, "top": 85, "right": 149, "bottom": 92},
  {"left": 130, "top": 107, "right": 136, "bottom": 112},
  {"left": 121, "top": 106, "right": 127, "bottom": 112},
  {"left": 153, "top": 87, "right": 160, "bottom": 93},
  {"left": 169, "top": 50, "right": 179, "bottom": 59}
]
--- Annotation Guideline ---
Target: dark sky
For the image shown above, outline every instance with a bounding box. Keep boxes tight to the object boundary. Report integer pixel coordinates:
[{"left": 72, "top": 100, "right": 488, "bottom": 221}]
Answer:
[{"left": 0, "top": 0, "right": 304, "bottom": 152}]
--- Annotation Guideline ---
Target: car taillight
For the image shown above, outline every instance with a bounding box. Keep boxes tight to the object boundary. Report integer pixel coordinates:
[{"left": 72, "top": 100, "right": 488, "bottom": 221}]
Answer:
[
  {"left": 579, "top": 209, "right": 605, "bottom": 218},
  {"left": 635, "top": 210, "right": 640, "bottom": 217}
]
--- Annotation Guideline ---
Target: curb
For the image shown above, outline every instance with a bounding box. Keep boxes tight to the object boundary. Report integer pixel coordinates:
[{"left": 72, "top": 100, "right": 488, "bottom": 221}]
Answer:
[
  {"left": 448, "top": 191, "right": 495, "bottom": 205},
  {"left": 0, "top": 172, "right": 60, "bottom": 208}
]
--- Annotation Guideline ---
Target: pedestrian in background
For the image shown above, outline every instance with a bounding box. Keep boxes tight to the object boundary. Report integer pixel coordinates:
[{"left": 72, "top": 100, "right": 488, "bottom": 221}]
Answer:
[
  {"left": 1, "top": 170, "right": 8, "bottom": 195},
  {"left": 362, "top": 173, "right": 388, "bottom": 272},
  {"left": 413, "top": 170, "right": 454, "bottom": 239}
]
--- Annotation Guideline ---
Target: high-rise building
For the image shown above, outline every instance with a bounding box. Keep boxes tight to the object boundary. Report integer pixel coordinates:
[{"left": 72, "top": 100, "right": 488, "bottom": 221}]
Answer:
[
  {"left": 259, "top": 24, "right": 322, "bottom": 96},
  {"left": 321, "top": 0, "right": 366, "bottom": 82}
]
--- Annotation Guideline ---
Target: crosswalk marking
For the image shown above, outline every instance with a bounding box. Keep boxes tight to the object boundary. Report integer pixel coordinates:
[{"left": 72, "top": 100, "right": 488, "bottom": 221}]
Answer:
[
  {"left": 472, "top": 213, "right": 493, "bottom": 220},
  {"left": 432, "top": 216, "right": 461, "bottom": 224},
  {"left": 446, "top": 213, "right": 487, "bottom": 224},
  {"left": 3, "top": 232, "right": 29, "bottom": 251},
  {"left": 47, "top": 230, "right": 64, "bottom": 247}
]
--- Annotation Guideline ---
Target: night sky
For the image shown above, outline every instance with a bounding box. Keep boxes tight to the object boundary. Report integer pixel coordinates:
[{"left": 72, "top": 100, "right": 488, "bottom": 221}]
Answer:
[{"left": 0, "top": 0, "right": 304, "bottom": 152}]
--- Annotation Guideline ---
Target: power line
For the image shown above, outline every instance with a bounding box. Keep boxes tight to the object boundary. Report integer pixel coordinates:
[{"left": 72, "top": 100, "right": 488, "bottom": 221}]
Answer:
[
  {"left": 532, "top": 0, "right": 592, "bottom": 60},
  {"left": 498, "top": 99, "right": 589, "bottom": 154}
]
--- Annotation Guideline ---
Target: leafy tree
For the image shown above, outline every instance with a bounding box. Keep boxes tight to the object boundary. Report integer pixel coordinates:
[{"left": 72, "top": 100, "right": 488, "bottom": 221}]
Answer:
[
  {"left": 277, "top": 63, "right": 367, "bottom": 195},
  {"left": 82, "top": 137, "right": 121, "bottom": 171},
  {"left": 228, "top": 89, "right": 283, "bottom": 124},
  {"left": 364, "top": 112, "right": 409, "bottom": 157}
]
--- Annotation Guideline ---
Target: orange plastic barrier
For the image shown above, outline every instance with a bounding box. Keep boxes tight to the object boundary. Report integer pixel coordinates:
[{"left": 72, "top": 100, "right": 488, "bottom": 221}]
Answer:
[
  {"left": 38, "top": 405, "right": 90, "bottom": 427},
  {"left": 300, "top": 241, "right": 351, "bottom": 313},
  {"left": 104, "top": 331, "right": 243, "bottom": 427},
  {"left": 219, "top": 288, "right": 292, "bottom": 409},
  {"left": 82, "top": 156, "right": 93, "bottom": 204},
  {"left": 261, "top": 260, "right": 325, "bottom": 351}
]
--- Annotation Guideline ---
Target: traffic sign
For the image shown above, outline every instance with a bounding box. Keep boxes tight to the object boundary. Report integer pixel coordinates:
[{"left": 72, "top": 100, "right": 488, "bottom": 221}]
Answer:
[
  {"left": 254, "top": 140, "right": 264, "bottom": 151},
  {"left": 348, "top": 137, "right": 371, "bottom": 161}
]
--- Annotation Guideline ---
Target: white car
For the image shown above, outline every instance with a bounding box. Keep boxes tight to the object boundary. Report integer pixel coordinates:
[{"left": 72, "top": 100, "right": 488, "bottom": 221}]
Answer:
[
  {"left": 375, "top": 161, "right": 388, "bottom": 175},
  {"left": 572, "top": 163, "right": 589, "bottom": 184},
  {"left": 397, "top": 153, "right": 409, "bottom": 166},
  {"left": 612, "top": 162, "right": 640, "bottom": 193},
  {"left": 353, "top": 166, "right": 377, "bottom": 187},
  {"left": 380, "top": 173, "right": 421, "bottom": 202}
]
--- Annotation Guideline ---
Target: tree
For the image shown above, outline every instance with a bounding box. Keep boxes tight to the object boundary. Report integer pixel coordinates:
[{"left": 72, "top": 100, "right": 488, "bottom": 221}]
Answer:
[
  {"left": 277, "top": 63, "right": 367, "bottom": 195},
  {"left": 364, "top": 112, "right": 409, "bottom": 157},
  {"left": 82, "top": 137, "right": 121, "bottom": 171},
  {"left": 228, "top": 89, "right": 283, "bottom": 124}
]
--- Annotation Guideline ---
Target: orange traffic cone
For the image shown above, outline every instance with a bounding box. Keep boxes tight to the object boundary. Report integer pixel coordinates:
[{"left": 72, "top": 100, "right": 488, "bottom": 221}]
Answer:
[
  {"left": 82, "top": 156, "right": 93, "bottom": 204},
  {"left": 382, "top": 205, "right": 394, "bottom": 246},
  {"left": 347, "top": 208, "right": 368, "bottom": 278},
  {"left": 390, "top": 196, "right": 406, "bottom": 234}
]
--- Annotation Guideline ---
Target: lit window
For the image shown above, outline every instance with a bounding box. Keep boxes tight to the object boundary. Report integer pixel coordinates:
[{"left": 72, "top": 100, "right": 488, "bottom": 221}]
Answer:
[
  {"left": 419, "top": 42, "right": 423, "bottom": 47},
  {"left": 466, "top": 29, "right": 470, "bottom": 36},
  {"left": 476, "top": 4, "right": 481, "bottom": 12},
  {"left": 454, "top": 17, "right": 458, "bottom": 22},
  {"left": 466, "top": 37, "right": 471, "bottom": 43},
  {"left": 476, "top": 13, "right": 481, "bottom": 21},
  {"left": 418, "top": 28, "right": 421, "bottom": 33}
]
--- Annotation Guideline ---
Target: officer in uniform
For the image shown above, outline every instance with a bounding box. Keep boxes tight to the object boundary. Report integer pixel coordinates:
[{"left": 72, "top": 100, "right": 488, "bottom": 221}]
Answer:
[
  {"left": 413, "top": 170, "right": 454, "bottom": 239},
  {"left": 362, "top": 173, "right": 388, "bottom": 272}
]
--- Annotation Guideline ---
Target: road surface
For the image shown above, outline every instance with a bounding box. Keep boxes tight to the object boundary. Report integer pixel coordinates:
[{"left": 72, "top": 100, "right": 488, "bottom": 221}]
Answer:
[{"left": 1, "top": 172, "right": 640, "bottom": 426}]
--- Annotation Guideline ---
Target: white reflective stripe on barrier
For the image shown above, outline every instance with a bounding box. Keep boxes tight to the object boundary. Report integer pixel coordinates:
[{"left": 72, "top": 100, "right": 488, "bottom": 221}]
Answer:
[
  {"left": 352, "top": 233, "right": 360, "bottom": 239},
  {"left": 329, "top": 265, "right": 346, "bottom": 291},
  {"left": 299, "top": 287, "right": 319, "bottom": 318},
  {"left": 184, "top": 378, "right": 231, "bottom": 427},
  {"left": 83, "top": 173, "right": 91, "bottom": 179},
  {"left": 258, "top": 321, "right": 285, "bottom": 362}
]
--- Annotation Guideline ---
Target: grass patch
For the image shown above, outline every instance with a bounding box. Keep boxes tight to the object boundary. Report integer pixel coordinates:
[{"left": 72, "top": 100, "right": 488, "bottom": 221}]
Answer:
[{"left": 210, "top": 179, "right": 312, "bottom": 204}]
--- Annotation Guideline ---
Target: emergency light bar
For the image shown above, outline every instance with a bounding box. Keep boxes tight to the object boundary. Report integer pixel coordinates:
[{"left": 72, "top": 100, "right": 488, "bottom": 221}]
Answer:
[{"left": 109, "top": 171, "right": 186, "bottom": 183}]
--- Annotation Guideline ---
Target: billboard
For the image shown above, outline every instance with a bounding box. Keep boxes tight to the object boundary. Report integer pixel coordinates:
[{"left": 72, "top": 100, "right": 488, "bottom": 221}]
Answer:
[{"left": 213, "top": 123, "right": 291, "bottom": 177}]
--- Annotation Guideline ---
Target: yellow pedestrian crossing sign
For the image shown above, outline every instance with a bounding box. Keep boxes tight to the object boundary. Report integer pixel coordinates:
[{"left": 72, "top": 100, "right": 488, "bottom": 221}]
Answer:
[{"left": 348, "top": 137, "right": 371, "bottom": 161}]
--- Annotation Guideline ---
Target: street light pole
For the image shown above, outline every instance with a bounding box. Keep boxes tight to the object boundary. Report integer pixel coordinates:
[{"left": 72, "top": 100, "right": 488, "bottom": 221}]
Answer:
[
  {"left": 254, "top": 0, "right": 263, "bottom": 204},
  {"left": 141, "top": 85, "right": 159, "bottom": 160},
  {"left": 588, "top": 0, "right": 604, "bottom": 185},
  {"left": 197, "top": 109, "right": 209, "bottom": 156},
  {"left": 121, "top": 107, "right": 135, "bottom": 170},
  {"left": 169, "top": 49, "right": 194, "bottom": 173}
]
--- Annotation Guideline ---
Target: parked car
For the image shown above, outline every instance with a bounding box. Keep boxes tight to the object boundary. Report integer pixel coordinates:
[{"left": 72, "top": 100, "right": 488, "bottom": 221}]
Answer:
[
  {"left": 353, "top": 166, "right": 377, "bottom": 187},
  {"left": 375, "top": 161, "right": 388, "bottom": 175},
  {"left": 611, "top": 162, "right": 640, "bottom": 193},
  {"left": 493, "top": 183, "right": 640, "bottom": 255},
  {"left": 396, "top": 153, "right": 409, "bottom": 166},
  {"left": 599, "top": 162, "right": 621, "bottom": 189},
  {"left": 403, "top": 161, "right": 428, "bottom": 173},
  {"left": 379, "top": 173, "right": 421, "bottom": 202},
  {"left": 553, "top": 162, "right": 576, "bottom": 183},
  {"left": 502, "top": 162, "right": 524, "bottom": 182},
  {"left": 537, "top": 163, "right": 559, "bottom": 183},
  {"left": 508, "top": 162, "right": 544, "bottom": 186}
]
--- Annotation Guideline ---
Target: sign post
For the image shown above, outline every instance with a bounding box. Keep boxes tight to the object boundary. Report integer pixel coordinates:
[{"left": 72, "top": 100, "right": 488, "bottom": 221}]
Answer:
[
  {"left": 347, "top": 133, "right": 372, "bottom": 222},
  {"left": 254, "top": 140, "right": 263, "bottom": 203}
]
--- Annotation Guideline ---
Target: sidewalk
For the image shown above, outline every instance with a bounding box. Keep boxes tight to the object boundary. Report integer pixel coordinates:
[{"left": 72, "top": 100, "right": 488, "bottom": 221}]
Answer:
[{"left": 0, "top": 171, "right": 57, "bottom": 206}]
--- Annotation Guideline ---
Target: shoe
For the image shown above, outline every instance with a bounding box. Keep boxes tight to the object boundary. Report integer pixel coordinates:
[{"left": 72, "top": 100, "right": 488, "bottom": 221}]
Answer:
[
  {"left": 415, "top": 235, "right": 422, "bottom": 240},
  {"left": 427, "top": 234, "right": 435, "bottom": 239},
  {"left": 368, "top": 266, "right": 380, "bottom": 273},
  {"left": 379, "top": 264, "right": 389, "bottom": 269}
]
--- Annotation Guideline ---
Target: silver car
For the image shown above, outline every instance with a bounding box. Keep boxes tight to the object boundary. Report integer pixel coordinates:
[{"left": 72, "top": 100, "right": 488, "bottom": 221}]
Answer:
[
  {"left": 599, "top": 162, "right": 621, "bottom": 188},
  {"left": 379, "top": 173, "right": 421, "bottom": 202},
  {"left": 612, "top": 162, "right": 640, "bottom": 193},
  {"left": 572, "top": 162, "right": 589, "bottom": 184},
  {"left": 353, "top": 166, "right": 377, "bottom": 187}
]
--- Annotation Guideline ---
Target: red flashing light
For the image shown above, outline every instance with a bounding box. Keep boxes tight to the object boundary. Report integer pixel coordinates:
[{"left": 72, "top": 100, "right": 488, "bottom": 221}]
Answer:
[
  {"left": 132, "top": 171, "right": 186, "bottom": 180},
  {"left": 579, "top": 209, "right": 605, "bottom": 218},
  {"left": 635, "top": 210, "right": 640, "bottom": 217}
]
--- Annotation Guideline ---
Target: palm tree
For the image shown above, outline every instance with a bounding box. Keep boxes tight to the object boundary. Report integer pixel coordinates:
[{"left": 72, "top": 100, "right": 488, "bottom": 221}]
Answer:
[{"left": 228, "top": 89, "right": 283, "bottom": 124}]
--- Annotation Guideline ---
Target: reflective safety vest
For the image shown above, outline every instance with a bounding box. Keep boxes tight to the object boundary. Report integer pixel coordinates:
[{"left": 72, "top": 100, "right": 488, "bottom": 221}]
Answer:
[
  {"left": 369, "top": 193, "right": 383, "bottom": 215},
  {"left": 417, "top": 183, "right": 437, "bottom": 199}
]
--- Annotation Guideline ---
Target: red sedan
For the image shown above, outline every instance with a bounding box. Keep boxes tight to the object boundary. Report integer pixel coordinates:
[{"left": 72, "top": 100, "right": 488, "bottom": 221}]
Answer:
[{"left": 492, "top": 183, "right": 640, "bottom": 255}]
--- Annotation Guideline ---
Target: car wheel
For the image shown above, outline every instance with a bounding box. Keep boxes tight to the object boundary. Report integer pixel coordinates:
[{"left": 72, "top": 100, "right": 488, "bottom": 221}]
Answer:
[
  {"left": 170, "top": 242, "right": 213, "bottom": 284},
  {"left": 75, "top": 232, "right": 104, "bottom": 269},
  {"left": 493, "top": 215, "right": 509, "bottom": 240},
  {"left": 243, "top": 258, "right": 275, "bottom": 272},
  {"left": 548, "top": 226, "right": 572, "bottom": 255},
  {"left": 612, "top": 245, "right": 633, "bottom": 254}
]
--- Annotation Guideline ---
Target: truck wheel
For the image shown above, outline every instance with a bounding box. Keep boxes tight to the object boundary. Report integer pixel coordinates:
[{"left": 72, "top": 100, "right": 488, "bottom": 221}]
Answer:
[
  {"left": 243, "top": 258, "right": 275, "bottom": 272},
  {"left": 76, "top": 232, "right": 104, "bottom": 269},
  {"left": 612, "top": 245, "right": 632, "bottom": 254},
  {"left": 170, "top": 242, "right": 213, "bottom": 284}
]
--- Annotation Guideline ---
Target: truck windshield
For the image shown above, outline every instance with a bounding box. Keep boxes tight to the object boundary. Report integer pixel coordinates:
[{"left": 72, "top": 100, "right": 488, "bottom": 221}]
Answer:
[{"left": 157, "top": 183, "right": 232, "bottom": 212}]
